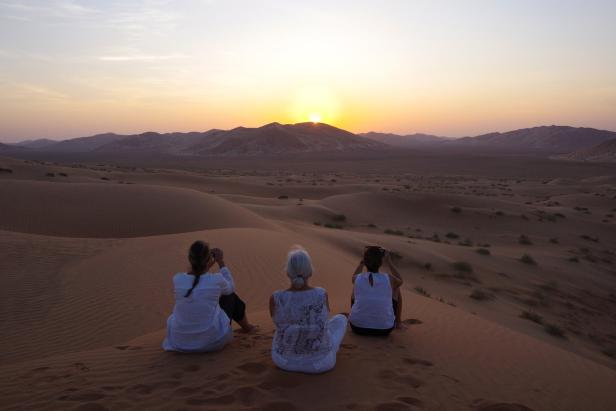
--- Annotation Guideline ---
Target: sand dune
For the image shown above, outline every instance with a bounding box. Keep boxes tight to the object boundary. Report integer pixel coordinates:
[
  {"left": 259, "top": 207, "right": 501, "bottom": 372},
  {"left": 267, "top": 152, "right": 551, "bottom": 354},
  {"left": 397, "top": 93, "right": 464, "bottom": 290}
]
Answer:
[
  {"left": 0, "top": 180, "right": 273, "bottom": 237},
  {"left": 1, "top": 155, "right": 615, "bottom": 410},
  {"left": 2, "top": 295, "right": 616, "bottom": 411}
]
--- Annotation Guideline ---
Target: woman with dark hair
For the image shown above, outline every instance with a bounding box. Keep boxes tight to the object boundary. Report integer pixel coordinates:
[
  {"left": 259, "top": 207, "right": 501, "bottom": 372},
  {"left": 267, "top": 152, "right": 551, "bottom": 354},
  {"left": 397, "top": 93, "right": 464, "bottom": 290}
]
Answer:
[
  {"left": 349, "top": 246, "right": 403, "bottom": 336},
  {"left": 163, "top": 241, "right": 255, "bottom": 352}
]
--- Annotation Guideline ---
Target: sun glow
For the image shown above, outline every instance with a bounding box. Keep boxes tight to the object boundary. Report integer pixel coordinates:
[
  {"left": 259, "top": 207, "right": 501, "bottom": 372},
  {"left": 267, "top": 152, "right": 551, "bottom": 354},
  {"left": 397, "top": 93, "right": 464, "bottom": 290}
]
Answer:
[{"left": 309, "top": 113, "right": 322, "bottom": 123}]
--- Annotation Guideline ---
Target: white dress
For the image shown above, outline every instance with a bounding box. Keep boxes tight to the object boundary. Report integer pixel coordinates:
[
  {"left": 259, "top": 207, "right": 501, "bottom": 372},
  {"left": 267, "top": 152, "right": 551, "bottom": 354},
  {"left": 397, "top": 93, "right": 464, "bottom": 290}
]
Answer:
[
  {"left": 272, "top": 287, "right": 347, "bottom": 374},
  {"left": 349, "top": 272, "right": 395, "bottom": 329},
  {"left": 162, "top": 267, "right": 235, "bottom": 353}
]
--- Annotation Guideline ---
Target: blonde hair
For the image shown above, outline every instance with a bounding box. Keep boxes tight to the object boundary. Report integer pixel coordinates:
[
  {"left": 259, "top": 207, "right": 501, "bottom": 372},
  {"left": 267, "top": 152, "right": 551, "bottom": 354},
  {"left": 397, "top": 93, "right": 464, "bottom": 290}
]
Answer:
[{"left": 286, "top": 246, "right": 313, "bottom": 289}]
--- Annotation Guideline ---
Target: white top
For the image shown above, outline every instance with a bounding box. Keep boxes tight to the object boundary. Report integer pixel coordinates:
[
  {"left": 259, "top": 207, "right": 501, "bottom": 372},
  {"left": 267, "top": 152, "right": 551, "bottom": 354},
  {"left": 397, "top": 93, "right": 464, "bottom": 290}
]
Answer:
[
  {"left": 162, "top": 267, "right": 235, "bottom": 352},
  {"left": 272, "top": 288, "right": 338, "bottom": 373},
  {"left": 349, "top": 272, "right": 395, "bottom": 329}
]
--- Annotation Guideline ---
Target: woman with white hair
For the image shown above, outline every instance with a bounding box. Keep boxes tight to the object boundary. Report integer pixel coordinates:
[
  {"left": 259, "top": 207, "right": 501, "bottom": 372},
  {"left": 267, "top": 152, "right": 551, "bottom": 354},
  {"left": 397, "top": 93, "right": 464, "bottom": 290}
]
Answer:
[{"left": 269, "top": 247, "right": 347, "bottom": 373}]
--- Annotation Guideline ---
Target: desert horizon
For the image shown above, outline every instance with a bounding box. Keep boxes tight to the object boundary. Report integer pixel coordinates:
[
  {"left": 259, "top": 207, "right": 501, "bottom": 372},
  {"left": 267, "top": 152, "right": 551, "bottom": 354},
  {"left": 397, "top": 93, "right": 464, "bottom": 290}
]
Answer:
[{"left": 2, "top": 1, "right": 616, "bottom": 411}]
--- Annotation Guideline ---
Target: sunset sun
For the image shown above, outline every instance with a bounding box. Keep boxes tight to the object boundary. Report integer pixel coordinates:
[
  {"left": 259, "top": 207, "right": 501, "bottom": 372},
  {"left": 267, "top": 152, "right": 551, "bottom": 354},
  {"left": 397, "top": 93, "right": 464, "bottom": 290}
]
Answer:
[{"left": 309, "top": 113, "right": 322, "bottom": 123}]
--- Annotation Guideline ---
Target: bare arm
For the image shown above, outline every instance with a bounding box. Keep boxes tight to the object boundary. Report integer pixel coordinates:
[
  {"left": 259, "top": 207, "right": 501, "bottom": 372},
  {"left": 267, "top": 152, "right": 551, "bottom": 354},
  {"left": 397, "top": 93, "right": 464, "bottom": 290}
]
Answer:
[
  {"left": 352, "top": 260, "right": 364, "bottom": 284},
  {"left": 325, "top": 291, "right": 330, "bottom": 311},
  {"left": 269, "top": 294, "right": 275, "bottom": 319},
  {"left": 385, "top": 253, "right": 403, "bottom": 289}
]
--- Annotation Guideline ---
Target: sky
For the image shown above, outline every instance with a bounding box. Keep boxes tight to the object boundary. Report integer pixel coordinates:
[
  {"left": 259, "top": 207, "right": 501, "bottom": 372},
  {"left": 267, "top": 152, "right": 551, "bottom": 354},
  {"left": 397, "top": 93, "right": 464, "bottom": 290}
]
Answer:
[{"left": 1, "top": 0, "right": 615, "bottom": 142}]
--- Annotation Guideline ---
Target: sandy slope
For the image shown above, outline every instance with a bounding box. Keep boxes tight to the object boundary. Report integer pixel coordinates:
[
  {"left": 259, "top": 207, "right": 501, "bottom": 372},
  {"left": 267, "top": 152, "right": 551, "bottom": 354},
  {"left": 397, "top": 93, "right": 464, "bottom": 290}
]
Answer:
[
  {"left": 0, "top": 180, "right": 273, "bottom": 237},
  {"left": 2, "top": 295, "right": 616, "bottom": 411},
  {"left": 1, "top": 156, "right": 615, "bottom": 410}
]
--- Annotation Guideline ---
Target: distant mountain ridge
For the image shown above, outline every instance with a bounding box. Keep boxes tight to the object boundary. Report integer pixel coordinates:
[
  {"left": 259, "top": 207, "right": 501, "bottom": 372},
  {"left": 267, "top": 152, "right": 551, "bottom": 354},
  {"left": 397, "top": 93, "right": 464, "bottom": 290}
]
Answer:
[
  {"left": 448, "top": 126, "right": 616, "bottom": 153},
  {"left": 9, "top": 123, "right": 616, "bottom": 159},
  {"left": 359, "top": 132, "right": 451, "bottom": 148},
  {"left": 560, "top": 138, "right": 616, "bottom": 162},
  {"left": 13, "top": 122, "right": 386, "bottom": 156}
]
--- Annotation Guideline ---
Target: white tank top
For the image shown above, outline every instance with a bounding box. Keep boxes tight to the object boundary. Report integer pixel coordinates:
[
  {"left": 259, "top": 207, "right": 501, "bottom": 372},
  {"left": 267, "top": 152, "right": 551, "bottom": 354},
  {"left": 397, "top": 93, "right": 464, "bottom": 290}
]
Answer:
[{"left": 349, "top": 272, "right": 395, "bottom": 329}]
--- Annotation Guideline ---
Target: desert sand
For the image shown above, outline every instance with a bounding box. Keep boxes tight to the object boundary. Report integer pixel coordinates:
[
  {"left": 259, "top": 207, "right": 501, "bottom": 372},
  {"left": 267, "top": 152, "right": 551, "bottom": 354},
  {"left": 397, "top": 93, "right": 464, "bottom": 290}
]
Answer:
[{"left": 1, "top": 152, "right": 616, "bottom": 411}]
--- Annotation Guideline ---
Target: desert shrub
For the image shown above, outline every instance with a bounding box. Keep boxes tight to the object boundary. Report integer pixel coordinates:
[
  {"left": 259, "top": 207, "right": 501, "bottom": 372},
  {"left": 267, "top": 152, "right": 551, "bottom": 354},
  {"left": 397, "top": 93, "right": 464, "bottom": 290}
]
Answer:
[
  {"left": 100, "top": 176, "right": 110, "bottom": 181},
  {"left": 520, "top": 254, "right": 536, "bottom": 265},
  {"left": 469, "top": 289, "right": 493, "bottom": 301},
  {"left": 567, "top": 256, "right": 579, "bottom": 263},
  {"left": 544, "top": 324, "right": 566, "bottom": 338},
  {"left": 518, "top": 234, "right": 533, "bottom": 245},
  {"left": 452, "top": 261, "right": 473, "bottom": 272},
  {"left": 603, "top": 348, "right": 615, "bottom": 358},
  {"left": 59, "top": 172, "right": 68, "bottom": 177},
  {"left": 384, "top": 228, "right": 404, "bottom": 236},
  {"left": 277, "top": 195, "right": 289, "bottom": 199},
  {"left": 476, "top": 248, "right": 491, "bottom": 256},
  {"left": 424, "top": 262, "right": 432, "bottom": 271},
  {"left": 324, "top": 223, "right": 343, "bottom": 229},
  {"left": 0, "top": 167, "right": 13, "bottom": 173},
  {"left": 451, "top": 206, "right": 462, "bottom": 214},
  {"left": 520, "top": 310, "right": 543, "bottom": 324},
  {"left": 332, "top": 214, "right": 347, "bottom": 222},
  {"left": 458, "top": 238, "right": 473, "bottom": 247},
  {"left": 313, "top": 222, "right": 322, "bottom": 226},
  {"left": 46, "top": 172, "right": 55, "bottom": 177},
  {"left": 367, "top": 223, "right": 377, "bottom": 228},
  {"left": 495, "top": 210, "right": 504, "bottom": 216},
  {"left": 549, "top": 237, "right": 559, "bottom": 244},
  {"left": 388, "top": 251, "right": 403, "bottom": 260},
  {"left": 445, "top": 232, "right": 459, "bottom": 239},
  {"left": 580, "top": 234, "right": 599, "bottom": 243},
  {"left": 414, "top": 287, "right": 430, "bottom": 297}
]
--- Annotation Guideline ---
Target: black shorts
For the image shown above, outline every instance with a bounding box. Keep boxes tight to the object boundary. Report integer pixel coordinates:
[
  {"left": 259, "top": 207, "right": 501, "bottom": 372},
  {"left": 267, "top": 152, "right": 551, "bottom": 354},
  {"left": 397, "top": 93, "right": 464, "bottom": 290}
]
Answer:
[
  {"left": 349, "top": 299, "right": 398, "bottom": 336},
  {"left": 219, "top": 293, "right": 246, "bottom": 323}
]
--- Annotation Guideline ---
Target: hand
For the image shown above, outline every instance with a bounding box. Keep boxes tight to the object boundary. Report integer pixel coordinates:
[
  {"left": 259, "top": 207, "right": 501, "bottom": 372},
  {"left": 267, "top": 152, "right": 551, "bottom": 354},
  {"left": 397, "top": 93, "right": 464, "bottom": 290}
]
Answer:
[
  {"left": 383, "top": 251, "right": 393, "bottom": 264},
  {"left": 211, "top": 248, "right": 224, "bottom": 265}
]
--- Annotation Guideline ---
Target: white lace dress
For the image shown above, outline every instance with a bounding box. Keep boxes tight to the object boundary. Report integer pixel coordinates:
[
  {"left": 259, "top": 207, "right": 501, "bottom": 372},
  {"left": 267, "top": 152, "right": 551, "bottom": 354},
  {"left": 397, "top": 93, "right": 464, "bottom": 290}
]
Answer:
[{"left": 271, "top": 287, "right": 347, "bottom": 374}]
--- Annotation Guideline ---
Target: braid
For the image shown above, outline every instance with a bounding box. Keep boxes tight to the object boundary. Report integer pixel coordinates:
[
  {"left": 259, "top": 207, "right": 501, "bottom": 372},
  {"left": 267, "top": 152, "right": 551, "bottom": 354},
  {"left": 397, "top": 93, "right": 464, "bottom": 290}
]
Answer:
[{"left": 185, "top": 241, "right": 210, "bottom": 298}]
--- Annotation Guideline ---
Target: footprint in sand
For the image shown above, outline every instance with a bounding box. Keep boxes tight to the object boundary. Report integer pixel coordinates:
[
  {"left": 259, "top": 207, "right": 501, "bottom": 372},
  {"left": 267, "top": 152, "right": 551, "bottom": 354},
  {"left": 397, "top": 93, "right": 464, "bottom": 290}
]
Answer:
[
  {"left": 237, "top": 361, "right": 269, "bottom": 374},
  {"left": 378, "top": 369, "right": 423, "bottom": 388},
  {"left": 183, "top": 364, "right": 201, "bottom": 372},
  {"left": 233, "top": 385, "right": 268, "bottom": 406},
  {"left": 403, "top": 357, "right": 433, "bottom": 367},
  {"left": 185, "top": 393, "right": 236, "bottom": 406},
  {"left": 259, "top": 400, "right": 298, "bottom": 411},
  {"left": 473, "top": 400, "right": 534, "bottom": 411},
  {"left": 397, "top": 397, "right": 424, "bottom": 408},
  {"left": 341, "top": 343, "right": 358, "bottom": 350},
  {"left": 74, "top": 403, "right": 109, "bottom": 411},
  {"left": 375, "top": 401, "right": 414, "bottom": 411},
  {"left": 58, "top": 392, "right": 106, "bottom": 402},
  {"left": 402, "top": 318, "right": 423, "bottom": 325}
]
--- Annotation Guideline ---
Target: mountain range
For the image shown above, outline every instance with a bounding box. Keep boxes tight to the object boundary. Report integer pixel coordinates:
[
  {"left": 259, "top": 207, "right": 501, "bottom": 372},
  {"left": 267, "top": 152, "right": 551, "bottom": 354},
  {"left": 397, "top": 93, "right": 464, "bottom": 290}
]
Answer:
[{"left": 6, "top": 123, "right": 616, "bottom": 160}]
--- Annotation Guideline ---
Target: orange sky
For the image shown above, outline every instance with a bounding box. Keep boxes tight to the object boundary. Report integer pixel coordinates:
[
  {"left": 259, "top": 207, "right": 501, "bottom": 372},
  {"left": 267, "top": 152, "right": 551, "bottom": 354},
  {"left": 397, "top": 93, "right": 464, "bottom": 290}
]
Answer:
[{"left": 1, "top": 1, "right": 615, "bottom": 141}]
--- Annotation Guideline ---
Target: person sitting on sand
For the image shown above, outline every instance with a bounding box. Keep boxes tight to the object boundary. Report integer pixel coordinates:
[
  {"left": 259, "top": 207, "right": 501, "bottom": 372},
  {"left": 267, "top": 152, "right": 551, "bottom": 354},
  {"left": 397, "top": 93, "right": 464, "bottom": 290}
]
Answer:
[
  {"left": 349, "top": 246, "right": 403, "bottom": 336},
  {"left": 269, "top": 247, "right": 348, "bottom": 374},
  {"left": 163, "top": 240, "right": 255, "bottom": 352}
]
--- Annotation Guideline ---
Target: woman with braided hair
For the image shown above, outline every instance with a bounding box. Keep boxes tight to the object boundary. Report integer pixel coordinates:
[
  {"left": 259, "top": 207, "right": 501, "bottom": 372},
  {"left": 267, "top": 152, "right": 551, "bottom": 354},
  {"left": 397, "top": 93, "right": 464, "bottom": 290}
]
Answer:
[{"left": 163, "top": 240, "right": 255, "bottom": 352}]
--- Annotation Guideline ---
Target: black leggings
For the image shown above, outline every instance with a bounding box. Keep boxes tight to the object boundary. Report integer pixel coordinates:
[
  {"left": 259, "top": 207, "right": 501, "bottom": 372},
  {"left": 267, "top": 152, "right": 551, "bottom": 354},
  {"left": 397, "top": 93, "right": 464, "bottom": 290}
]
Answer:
[
  {"left": 349, "top": 299, "right": 398, "bottom": 336},
  {"left": 219, "top": 293, "right": 246, "bottom": 324}
]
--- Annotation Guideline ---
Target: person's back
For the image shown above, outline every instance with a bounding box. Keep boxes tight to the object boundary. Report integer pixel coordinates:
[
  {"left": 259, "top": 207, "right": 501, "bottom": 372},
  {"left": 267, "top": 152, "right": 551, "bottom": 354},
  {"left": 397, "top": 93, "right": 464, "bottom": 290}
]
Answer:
[
  {"left": 272, "top": 288, "right": 331, "bottom": 367},
  {"left": 349, "top": 272, "right": 395, "bottom": 330},
  {"left": 270, "top": 248, "right": 347, "bottom": 374},
  {"left": 163, "top": 241, "right": 255, "bottom": 353},
  {"left": 164, "top": 271, "right": 232, "bottom": 352},
  {"left": 349, "top": 246, "right": 403, "bottom": 336}
]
